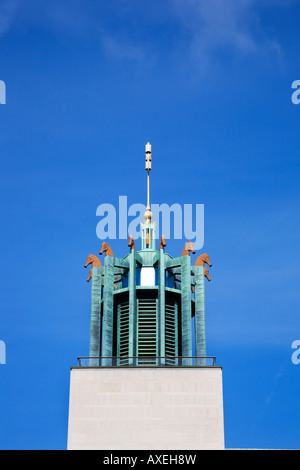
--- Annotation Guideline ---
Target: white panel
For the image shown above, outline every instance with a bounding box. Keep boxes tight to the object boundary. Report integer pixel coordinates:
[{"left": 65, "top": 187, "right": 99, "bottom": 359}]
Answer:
[
  {"left": 67, "top": 368, "right": 225, "bottom": 450},
  {"left": 140, "top": 267, "right": 155, "bottom": 286}
]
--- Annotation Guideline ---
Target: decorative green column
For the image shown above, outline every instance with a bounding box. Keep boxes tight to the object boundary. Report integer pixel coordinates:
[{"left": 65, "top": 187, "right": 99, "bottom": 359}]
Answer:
[
  {"left": 157, "top": 249, "right": 166, "bottom": 364},
  {"left": 128, "top": 249, "right": 137, "bottom": 364},
  {"left": 89, "top": 266, "right": 103, "bottom": 366},
  {"left": 194, "top": 266, "right": 206, "bottom": 365},
  {"left": 180, "top": 255, "right": 193, "bottom": 365},
  {"left": 102, "top": 256, "right": 115, "bottom": 365}
]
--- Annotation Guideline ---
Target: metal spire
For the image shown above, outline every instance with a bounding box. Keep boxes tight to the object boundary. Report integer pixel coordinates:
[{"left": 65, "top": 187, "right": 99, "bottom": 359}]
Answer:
[{"left": 144, "top": 142, "right": 152, "bottom": 224}]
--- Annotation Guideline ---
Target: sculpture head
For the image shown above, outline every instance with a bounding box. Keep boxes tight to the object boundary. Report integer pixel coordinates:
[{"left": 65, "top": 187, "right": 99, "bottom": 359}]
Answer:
[
  {"left": 99, "top": 241, "right": 114, "bottom": 257},
  {"left": 128, "top": 234, "right": 136, "bottom": 250},
  {"left": 100, "top": 242, "right": 109, "bottom": 255},
  {"left": 84, "top": 254, "right": 102, "bottom": 268},
  {"left": 202, "top": 253, "right": 212, "bottom": 267},
  {"left": 195, "top": 253, "right": 212, "bottom": 267},
  {"left": 204, "top": 267, "right": 211, "bottom": 281},
  {"left": 84, "top": 254, "right": 95, "bottom": 268},
  {"left": 183, "top": 241, "right": 196, "bottom": 255},
  {"left": 159, "top": 234, "right": 166, "bottom": 249}
]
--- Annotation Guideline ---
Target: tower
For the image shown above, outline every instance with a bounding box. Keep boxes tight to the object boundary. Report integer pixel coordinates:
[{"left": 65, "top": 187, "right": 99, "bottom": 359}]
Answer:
[{"left": 67, "top": 144, "right": 225, "bottom": 450}]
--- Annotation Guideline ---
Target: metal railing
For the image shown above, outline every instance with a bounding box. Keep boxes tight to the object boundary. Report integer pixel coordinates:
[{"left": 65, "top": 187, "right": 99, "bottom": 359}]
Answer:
[{"left": 77, "top": 356, "right": 216, "bottom": 367}]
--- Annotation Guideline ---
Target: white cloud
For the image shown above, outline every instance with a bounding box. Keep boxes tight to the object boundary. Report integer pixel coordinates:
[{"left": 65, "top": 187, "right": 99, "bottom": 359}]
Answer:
[
  {"left": 0, "top": 0, "right": 19, "bottom": 37},
  {"left": 172, "top": 0, "right": 282, "bottom": 67},
  {"left": 101, "top": 33, "right": 145, "bottom": 63},
  {"left": 0, "top": 0, "right": 284, "bottom": 69}
]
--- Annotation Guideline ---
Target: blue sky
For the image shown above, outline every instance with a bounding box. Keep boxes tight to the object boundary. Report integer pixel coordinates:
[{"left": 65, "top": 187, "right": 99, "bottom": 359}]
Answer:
[{"left": 0, "top": 0, "right": 300, "bottom": 449}]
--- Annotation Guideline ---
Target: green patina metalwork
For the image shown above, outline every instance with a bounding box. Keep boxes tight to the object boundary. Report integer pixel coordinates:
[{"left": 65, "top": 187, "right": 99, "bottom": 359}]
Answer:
[
  {"left": 180, "top": 254, "right": 193, "bottom": 364},
  {"left": 102, "top": 256, "right": 115, "bottom": 364},
  {"left": 85, "top": 143, "right": 210, "bottom": 365},
  {"left": 89, "top": 266, "right": 103, "bottom": 366},
  {"left": 157, "top": 248, "right": 166, "bottom": 360},
  {"left": 194, "top": 266, "right": 206, "bottom": 365},
  {"left": 128, "top": 249, "right": 138, "bottom": 361},
  {"left": 141, "top": 223, "right": 156, "bottom": 251},
  {"left": 87, "top": 226, "right": 207, "bottom": 365}
]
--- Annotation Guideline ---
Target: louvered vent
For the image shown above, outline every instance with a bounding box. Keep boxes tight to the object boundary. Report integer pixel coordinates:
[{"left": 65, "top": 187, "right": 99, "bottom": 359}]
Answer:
[
  {"left": 138, "top": 299, "right": 157, "bottom": 362},
  {"left": 165, "top": 302, "right": 176, "bottom": 357},
  {"left": 117, "top": 300, "right": 130, "bottom": 363},
  {"left": 177, "top": 302, "right": 182, "bottom": 357}
]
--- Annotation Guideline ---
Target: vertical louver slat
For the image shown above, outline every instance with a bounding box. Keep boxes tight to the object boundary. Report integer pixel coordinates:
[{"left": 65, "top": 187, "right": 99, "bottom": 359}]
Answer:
[
  {"left": 165, "top": 302, "right": 176, "bottom": 365},
  {"left": 138, "top": 299, "right": 157, "bottom": 364},
  {"left": 117, "top": 300, "right": 130, "bottom": 365},
  {"left": 177, "top": 303, "right": 182, "bottom": 357}
]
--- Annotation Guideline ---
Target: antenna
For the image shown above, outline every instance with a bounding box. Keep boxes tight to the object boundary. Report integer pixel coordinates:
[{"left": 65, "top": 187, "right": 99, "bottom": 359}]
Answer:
[{"left": 144, "top": 142, "right": 152, "bottom": 224}]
